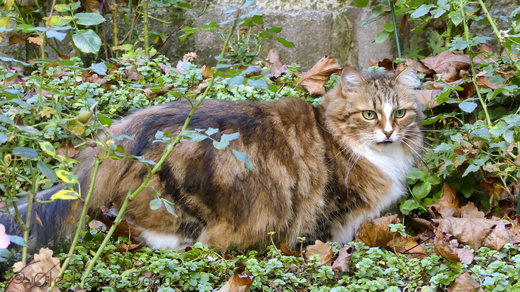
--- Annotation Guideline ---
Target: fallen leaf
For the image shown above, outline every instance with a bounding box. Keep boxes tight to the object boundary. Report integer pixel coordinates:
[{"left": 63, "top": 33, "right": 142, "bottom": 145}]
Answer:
[
  {"left": 415, "top": 89, "right": 441, "bottom": 109},
  {"left": 509, "top": 219, "right": 520, "bottom": 244},
  {"left": 433, "top": 217, "right": 510, "bottom": 250},
  {"left": 386, "top": 234, "right": 428, "bottom": 257},
  {"left": 298, "top": 56, "right": 342, "bottom": 95},
  {"left": 422, "top": 51, "right": 470, "bottom": 82},
  {"left": 459, "top": 202, "right": 485, "bottom": 219},
  {"left": 399, "top": 58, "right": 434, "bottom": 75},
  {"left": 355, "top": 214, "right": 399, "bottom": 247},
  {"left": 201, "top": 65, "right": 214, "bottom": 79},
  {"left": 28, "top": 34, "right": 43, "bottom": 47},
  {"left": 429, "top": 183, "right": 459, "bottom": 218},
  {"left": 8, "top": 248, "right": 61, "bottom": 292},
  {"left": 476, "top": 75, "right": 501, "bottom": 89},
  {"left": 88, "top": 219, "right": 107, "bottom": 232},
  {"left": 305, "top": 240, "right": 333, "bottom": 265},
  {"left": 434, "top": 230, "right": 474, "bottom": 264},
  {"left": 56, "top": 142, "right": 80, "bottom": 158},
  {"left": 266, "top": 48, "right": 287, "bottom": 78},
  {"left": 280, "top": 243, "right": 301, "bottom": 257},
  {"left": 482, "top": 220, "right": 512, "bottom": 250},
  {"left": 83, "top": 0, "right": 102, "bottom": 12},
  {"left": 218, "top": 273, "right": 254, "bottom": 292},
  {"left": 448, "top": 272, "right": 481, "bottom": 292},
  {"left": 332, "top": 246, "right": 354, "bottom": 273},
  {"left": 9, "top": 33, "right": 26, "bottom": 44},
  {"left": 115, "top": 243, "right": 143, "bottom": 253}
]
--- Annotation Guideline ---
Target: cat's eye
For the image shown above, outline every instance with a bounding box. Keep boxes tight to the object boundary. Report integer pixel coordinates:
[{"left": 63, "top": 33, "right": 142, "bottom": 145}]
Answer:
[
  {"left": 362, "top": 110, "right": 376, "bottom": 120},
  {"left": 393, "top": 109, "right": 406, "bottom": 119}
]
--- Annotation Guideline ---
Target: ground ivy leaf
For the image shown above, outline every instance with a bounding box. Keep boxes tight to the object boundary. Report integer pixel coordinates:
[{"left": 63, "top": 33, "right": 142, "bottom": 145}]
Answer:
[
  {"left": 75, "top": 12, "right": 106, "bottom": 26},
  {"left": 459, "top": 101, "right": 478, "bottom": 113}
]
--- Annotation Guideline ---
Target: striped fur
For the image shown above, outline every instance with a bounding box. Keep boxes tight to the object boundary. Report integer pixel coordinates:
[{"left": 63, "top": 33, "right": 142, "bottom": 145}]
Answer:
[{"left": 2, "top": 67, "right": 423, "bottom": 250}]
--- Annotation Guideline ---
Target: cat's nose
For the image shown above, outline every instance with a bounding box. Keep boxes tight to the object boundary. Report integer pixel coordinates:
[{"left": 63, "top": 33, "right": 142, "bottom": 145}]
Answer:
[{"left": 383, "top": 130, "right": 394, "bottom": 138}]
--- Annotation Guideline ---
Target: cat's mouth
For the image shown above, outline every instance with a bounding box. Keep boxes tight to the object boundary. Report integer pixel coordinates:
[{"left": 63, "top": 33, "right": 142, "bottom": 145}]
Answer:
[{"left": 377, "top": 139, "right": 393, "bottom": 144}]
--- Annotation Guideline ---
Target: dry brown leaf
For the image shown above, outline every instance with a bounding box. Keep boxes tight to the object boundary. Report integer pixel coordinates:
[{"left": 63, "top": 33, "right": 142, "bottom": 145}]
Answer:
[
  {"left": 482, "top": 220, "right": 512, "bottom": 250},
  {"left": 298, "top": 56, "right": 342, "bottom": 95},
  {"left": 448, "top": 272, "right": 482, "bottom": 292},
  {"left": 8, "top": 248, "right": 61, "bottom": 292},
  {"left": 434, "top": 230, "right": 474, "bottom": 264},
  {"left": 332, "top": 246, "right": 354, "bottom": 273},
  {"left": 115, "top": 243, "right": 143, "bottom": 253},
  {"left": 8, "top": 33, "right": 26, "bottom": 44},
  {"left": 415, "top": 89, "right": 441, "bottom": 109},
  {"left": 403, "top": 58, "right": 434, "bottom": 74},
  {"left": 305, "top": 240, "right": 333, "bottom": 265},
  {"left": 386, "top": 235, "right": 428, "bottom": 258},
  {"left": 201, "top": 65, "right": 214, "bottom": 79},
  {"left": 83, "top": 0, "right": 101, "bottom": 12},
  {"left": 459, "top": 202, "right": 485, "bottom": 219},
  {"left": 56, "top": 142, "right": 80, "bottom": 158},
  {"left": 429, "top": 183, "right": 459, "bottom": 218},
  {"left": 422, "top": 51, "right": 470, "bottom": 82},
  {"left": 509, "top": 219, "right": 520, "bottom": 244},
  {"left": 476, "top": 75, "right": 501, "bottom": 89},
  {"left": 280, "top": 243, "right": 301, "bottom": 257},
  {"left": 355, "top": 214, "right": 400, "bottom": 247},
  {"left": 266, "top": 48, "right": 287, "bottom": 78},
  {"left": 218, "top": 274, "right": 254, "bottom": 292},
  {"left": 433, "top": 217, "right": 511, "bottom": 250},
  {"left": 28, "top": 35, "right": 43, "bottom": 47}
]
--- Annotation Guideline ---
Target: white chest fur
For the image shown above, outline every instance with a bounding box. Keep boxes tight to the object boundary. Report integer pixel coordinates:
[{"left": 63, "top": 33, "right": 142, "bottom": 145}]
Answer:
[{"left": 331, "top": 143, "right": 413, "bottom": 243}]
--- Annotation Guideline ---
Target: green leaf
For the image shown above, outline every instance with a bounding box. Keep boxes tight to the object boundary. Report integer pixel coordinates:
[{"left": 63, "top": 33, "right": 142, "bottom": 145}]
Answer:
[
  {"left": 412, "top": 182, "right": 432, "bottom": 199},
  {"left": 259, "top": 32, "right": 273, "bottom": 39},
  {"left": 75, "top": 13, "right": 106, "bottom": 26},
  {"left": 72, "top": 29, "right": 102, "bottom": 54},
  {"left": 247, "top": 78, "right": 267, "bottom": 89},
  {"left": 37, "top": 161, "right": 58, "bottom": 182},
  {"left": 205, "top": 128, "right": 219, "bottom": 136},
  {"left": 276, "top": 37, "right": 294, "bottom": 48},
  {"left": 374, "top": 31, "right": 390, "bottom": 44},
  {"left": 39, "top": 141, "right": 56, "bottom": 157},
  {"left": 97, "top": 113, "right": 112, "bottom": 127},
  {"left": 46, "top": 30, "right": 67, "bottom": 41},
  {"left": 266, "top": 27, "right": 282, "bottom": 33},
  {"left": 383, "top": 22, "right": 394, "bottom": 32},
  {"left": 149, "top": 198, "right": 162, "bottom": 210},
  {"left": 221, "top": 132, "right": 240, "bottom": 143},
  {"left": 462, "top": 164, "right": 480, "bottom": 177},
  {"left": 227, "top": 75, "right": 245, "bottom": 86},
  {"left": 56, "top": 169, "right": 78, "bottom": 184},
  {"left": 49, "top": 16, "right": 73, "bottom": 26},
  {"left": 90, "top": 62, "right": 107, "bottom": 75},
  {"left": 0, "top": 132, "right": 7, "bottom": 144},
  {"left": 232, "top": 149, "right": 254, "bottom": 171},
  {"left": 51, "top": 189, "right": 80, "bottom": 200},
  {"left": 399, "top": 199, "right": 422, "bottom": 215},
  {"left": 12, "top": 147, "right": 38, "bottom": 159},
  {"left": 0, "top": 114, "right": 14, "bottom": 125},
  {"left": 458, "top": 101, "right": 477, "bottom": 113},
  {"left": 353, "top": 0, "right": 369, "bottom": 7},
  {"left": 448, "top": 11, "right": 463, "bottom": 26},
  {"left": 8, "top": 235, "right": 27, "bottom": 247},
  {"left": 251, "top": 15, "right": 264, "bottom": 25},
  {"left": 410, "top": 4, "right": 433, "bottom": 18}
]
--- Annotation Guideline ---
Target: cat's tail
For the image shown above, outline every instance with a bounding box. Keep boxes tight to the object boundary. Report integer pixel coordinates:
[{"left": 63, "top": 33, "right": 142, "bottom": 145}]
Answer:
[{"left": 0, "top": 184, "right": 83, "bottom": 249}]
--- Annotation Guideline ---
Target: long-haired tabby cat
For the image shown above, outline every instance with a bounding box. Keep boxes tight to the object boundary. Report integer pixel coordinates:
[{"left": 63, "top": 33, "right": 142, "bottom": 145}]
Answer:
[{"left": 2, "top": 67, "right": 423, "bottom": 250}]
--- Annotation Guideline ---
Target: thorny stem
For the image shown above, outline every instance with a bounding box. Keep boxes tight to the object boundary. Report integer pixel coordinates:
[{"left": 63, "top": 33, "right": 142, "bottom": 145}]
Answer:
[
  {"left": 459, "top": 1, "right": 492, "bottom": 126},
  {"left": 477, "top": 0, "right": 520, "bottom": 71},
  {"left": 50, "top": 156, "right": 102, "bottom": 290},
  {"left": 79, "top": 3, "right": 244, "bottom": 287},
  {"left": 142, "top": 0, "right": 150, "bottom": 58}
]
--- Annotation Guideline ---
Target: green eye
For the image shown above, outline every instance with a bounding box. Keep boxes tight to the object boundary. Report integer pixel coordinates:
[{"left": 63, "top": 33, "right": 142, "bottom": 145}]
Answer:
[
  {"left": 394, "top": 109, "right": 406, "bottom": 118},
  {"left": 362, "top": 110, "right": 376, "bottom": 120}
]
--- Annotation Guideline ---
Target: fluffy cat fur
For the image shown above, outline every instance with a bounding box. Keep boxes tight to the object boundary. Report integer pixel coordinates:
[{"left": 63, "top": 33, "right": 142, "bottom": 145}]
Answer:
[{"left": 1, "top": 67, "right": 424, "bottom": 250}]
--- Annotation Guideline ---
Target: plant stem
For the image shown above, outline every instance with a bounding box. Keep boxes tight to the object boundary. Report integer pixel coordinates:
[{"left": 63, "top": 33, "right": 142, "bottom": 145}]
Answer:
[
  {"left": 142, "top": 0, "right": 150, "bottom": 58},
  {"left": 459, "top": 0, "right": 492, "bottom": 126},
  {"left": 477, "top": 0, "right": 520, "bottom": 71},
  {"left": 50, "top": 156, "right": 102, "bottom": 290},
  {"left": 21, "top": 164, "right": 38, "bottom": 264},
  {"left": 111, "top": 2, "right": 119, "bottom": 56},
  {"left": 389, "top": 0, "right": 401, "bottom": 58},
  {"left": 78, "top": 4, "right": 243, "bottom": 287}
]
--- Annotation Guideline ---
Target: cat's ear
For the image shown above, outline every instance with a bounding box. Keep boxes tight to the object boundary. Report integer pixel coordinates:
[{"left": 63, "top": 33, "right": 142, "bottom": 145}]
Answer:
[
  {"left": 394, "top": 68, "right": 420, "bottom": 89},
  {"left": 340, "top": 67, "right": 366, "bottom": 94}
]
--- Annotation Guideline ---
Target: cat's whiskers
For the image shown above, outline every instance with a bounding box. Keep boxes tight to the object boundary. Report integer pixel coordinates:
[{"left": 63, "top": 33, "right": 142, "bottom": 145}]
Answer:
[
  {"left": 401, "top": 138, "right": 424, "bottom": 161},
  {"left": 403, "top": 136, "right": 429, "bottom": 151}
]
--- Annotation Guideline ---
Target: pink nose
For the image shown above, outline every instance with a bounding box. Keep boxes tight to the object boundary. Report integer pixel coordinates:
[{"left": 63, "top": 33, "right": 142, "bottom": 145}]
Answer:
[{"left": 383, "top": 130, "right": 393, "bottom": 138}]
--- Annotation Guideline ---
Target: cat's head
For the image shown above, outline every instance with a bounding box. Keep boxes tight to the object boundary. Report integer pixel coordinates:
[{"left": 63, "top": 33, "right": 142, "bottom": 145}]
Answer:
[{"left": 322, "top": 67, "right": 424, "bottom": 154}]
